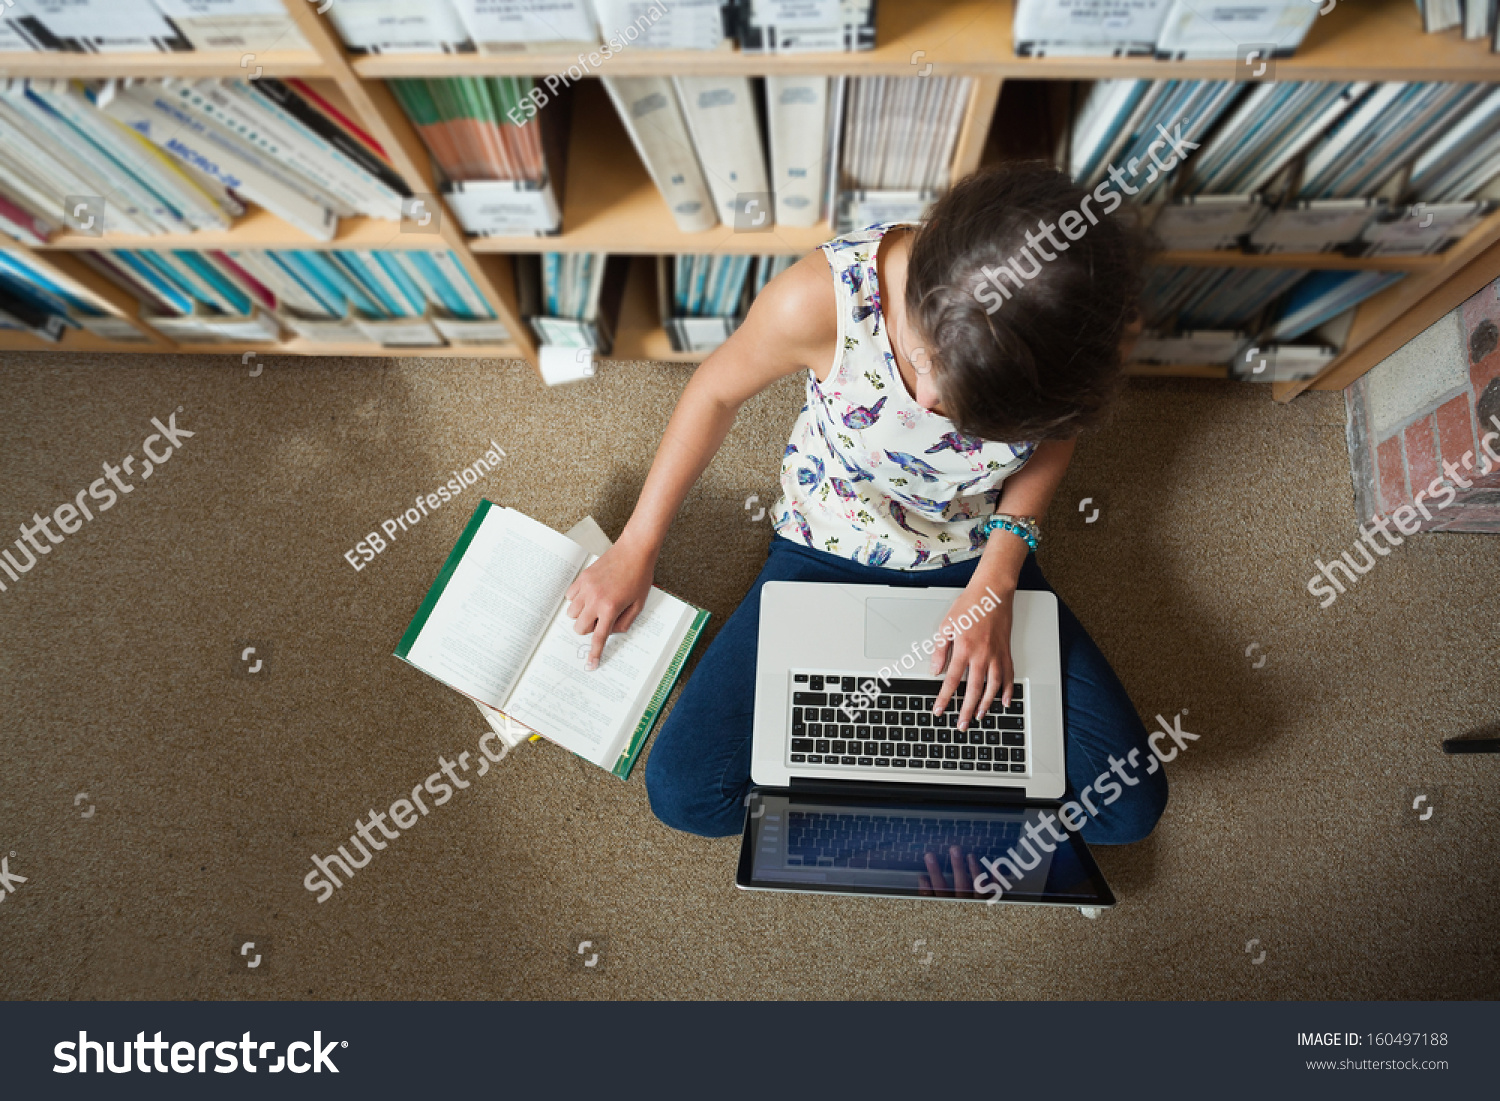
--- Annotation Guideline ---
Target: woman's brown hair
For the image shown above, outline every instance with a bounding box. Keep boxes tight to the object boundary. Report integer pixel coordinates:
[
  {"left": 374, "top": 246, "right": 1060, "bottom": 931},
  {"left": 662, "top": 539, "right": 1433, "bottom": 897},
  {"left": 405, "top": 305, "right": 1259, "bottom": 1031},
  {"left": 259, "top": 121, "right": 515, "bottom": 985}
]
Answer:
[{"left": 904, "top": 161, "right": 1146, "bottom": 443}]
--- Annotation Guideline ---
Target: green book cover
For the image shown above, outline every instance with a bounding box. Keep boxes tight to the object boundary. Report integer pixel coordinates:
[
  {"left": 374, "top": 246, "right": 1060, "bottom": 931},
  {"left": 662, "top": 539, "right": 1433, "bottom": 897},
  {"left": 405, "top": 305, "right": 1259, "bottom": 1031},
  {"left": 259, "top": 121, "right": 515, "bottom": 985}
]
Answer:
[
  {"left": 394, "top": 496, "right": 494, "bottom": 661},
  {"left": 610, "top": 606, "right": 710, "bottom": 781},
  {"left": 389, "top": 79, "right": 440, "bottom": 128}
]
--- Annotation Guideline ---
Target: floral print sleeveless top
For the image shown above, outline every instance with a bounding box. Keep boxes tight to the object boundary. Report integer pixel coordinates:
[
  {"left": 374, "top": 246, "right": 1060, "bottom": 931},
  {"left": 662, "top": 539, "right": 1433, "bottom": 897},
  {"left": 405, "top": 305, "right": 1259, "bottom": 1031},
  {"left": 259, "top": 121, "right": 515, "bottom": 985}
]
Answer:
[{"left": 771, "top": 223, "right": 1035, "bottom": 570}]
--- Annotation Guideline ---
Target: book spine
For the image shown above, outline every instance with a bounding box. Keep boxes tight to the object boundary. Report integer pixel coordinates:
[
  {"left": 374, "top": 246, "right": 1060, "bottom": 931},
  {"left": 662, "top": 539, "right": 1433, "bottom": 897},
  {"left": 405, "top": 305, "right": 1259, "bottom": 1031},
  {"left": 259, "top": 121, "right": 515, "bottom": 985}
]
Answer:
[
  {"left": 141, "top": 80, "right": 343, "bottom": 214},
  {"left": 428, "top": 251, "right": 493, "bottom": 319},
  {"left": 286, "top": 78, "right": 389, "bottom": 160},
  {"left": 185, "top": 80, "right": 367, "bottom": 216},
  {"left": 0, "top": 190, "right": 52, "bottom": 244},
  {"left": 252, "top": 78, "right": 413, "bottom": 202},
  {"left": 23, "top": 81, "right": 195, "bottom": 231}
]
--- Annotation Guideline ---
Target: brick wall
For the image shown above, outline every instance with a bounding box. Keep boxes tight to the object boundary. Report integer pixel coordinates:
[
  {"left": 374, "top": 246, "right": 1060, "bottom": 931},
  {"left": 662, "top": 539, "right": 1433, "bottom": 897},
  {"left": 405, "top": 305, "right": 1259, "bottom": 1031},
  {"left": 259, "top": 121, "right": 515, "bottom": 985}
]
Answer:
[{"left": 1345, "top": 277, "right": 1500, "bottom": 534}]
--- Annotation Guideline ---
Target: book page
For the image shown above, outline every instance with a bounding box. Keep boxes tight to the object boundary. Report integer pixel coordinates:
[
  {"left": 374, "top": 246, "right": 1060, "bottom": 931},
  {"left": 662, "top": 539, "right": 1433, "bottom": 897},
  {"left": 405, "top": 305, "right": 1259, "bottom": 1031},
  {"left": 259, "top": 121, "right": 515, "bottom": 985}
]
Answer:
[
  {"left": 504, "top": 564, "right": 691, "bottom": 768},
  {"left": 402, "top": 507, "right": 587, "bottom": 707}
]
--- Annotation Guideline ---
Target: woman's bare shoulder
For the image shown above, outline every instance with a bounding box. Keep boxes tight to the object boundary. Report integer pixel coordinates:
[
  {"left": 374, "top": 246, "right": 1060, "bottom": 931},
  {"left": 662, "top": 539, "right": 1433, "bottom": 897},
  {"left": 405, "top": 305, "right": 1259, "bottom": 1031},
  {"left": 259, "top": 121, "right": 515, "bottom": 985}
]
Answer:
[{"left": 735, "top": 250, "right": 839, "bottom": 373}]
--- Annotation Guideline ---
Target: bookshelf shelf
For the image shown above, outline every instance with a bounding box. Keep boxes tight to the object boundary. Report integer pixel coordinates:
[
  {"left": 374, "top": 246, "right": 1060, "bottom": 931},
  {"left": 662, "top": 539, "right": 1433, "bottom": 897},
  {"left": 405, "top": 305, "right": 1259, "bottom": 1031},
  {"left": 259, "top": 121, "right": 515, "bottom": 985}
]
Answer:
[
  {"left": 1158, "top": 251, "right": 1443, "bottom": 273},
  {"left": 35, "top": 208, "right": 436, "bottom": 252},
  {"left": 0, "top": 328, "right": 160, "bottom": 354},
  {"left": 0, "top": 49, "right": 328, "bottom": 79},
  {"left": 0, "top": 327, "right": 522, "bottom": 359},
  {"left": 170, "top": 338, "right": 524, "bottom": 358},
  {"left": 348, "top": 0, "right": 1500, "bottom": 82}
]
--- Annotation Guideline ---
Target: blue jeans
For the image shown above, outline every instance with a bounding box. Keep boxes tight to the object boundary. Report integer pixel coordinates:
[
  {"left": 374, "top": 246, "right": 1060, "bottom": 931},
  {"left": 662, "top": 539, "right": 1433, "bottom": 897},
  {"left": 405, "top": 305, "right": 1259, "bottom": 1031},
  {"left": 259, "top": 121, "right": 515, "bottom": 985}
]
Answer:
[{"left": 646, "top": 536, "right": 1167, "bottom": 843}]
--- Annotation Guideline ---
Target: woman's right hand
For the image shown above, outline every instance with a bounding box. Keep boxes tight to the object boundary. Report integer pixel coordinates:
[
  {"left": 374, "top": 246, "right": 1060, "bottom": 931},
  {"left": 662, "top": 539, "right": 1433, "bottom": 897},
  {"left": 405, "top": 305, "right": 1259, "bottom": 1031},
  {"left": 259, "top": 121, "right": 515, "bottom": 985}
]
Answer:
[{"left": 564, "top": 536, "right": 658, "bottom": 670}]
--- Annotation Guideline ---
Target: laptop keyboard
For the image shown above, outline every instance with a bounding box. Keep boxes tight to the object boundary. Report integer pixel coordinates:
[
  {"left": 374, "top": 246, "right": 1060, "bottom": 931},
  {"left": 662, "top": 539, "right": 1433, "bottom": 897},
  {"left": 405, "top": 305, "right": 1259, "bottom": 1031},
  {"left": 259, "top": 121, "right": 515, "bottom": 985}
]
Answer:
[
  {"left": 784, "top": 810, "right": 1022, "bottom": 869},
  {"left": 787, "top": 673, "right": 1027, "bottom": 775}
]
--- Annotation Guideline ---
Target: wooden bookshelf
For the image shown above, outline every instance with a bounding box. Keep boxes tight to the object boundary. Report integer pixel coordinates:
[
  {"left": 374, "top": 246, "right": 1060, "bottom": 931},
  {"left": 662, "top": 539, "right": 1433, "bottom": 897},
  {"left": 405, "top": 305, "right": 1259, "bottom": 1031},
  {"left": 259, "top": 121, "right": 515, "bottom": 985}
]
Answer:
[
  {"left": 1, "top": 0, "right": 1497, "bottom": 394},
  {"left": 1273, "top": 204, "right": 1500, "bottom": 401}
]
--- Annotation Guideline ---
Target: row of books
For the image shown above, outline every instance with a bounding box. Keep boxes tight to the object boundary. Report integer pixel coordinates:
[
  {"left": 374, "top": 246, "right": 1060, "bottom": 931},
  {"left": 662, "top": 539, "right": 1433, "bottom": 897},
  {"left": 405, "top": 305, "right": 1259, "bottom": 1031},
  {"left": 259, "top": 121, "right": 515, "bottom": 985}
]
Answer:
[
  {"left": 1134, "top": 265, "right": 1406, "bottom": 380},
  {"left": 331, "top": 0, "right": 875, "bottom": 56},
  {"left": 0, "top": 0, "right": 312, "bottom": 54},
  {"left": 0, "top": 245, "right": 508, "bottom": 346},
  {"left": 1417, "top": 0, "right": 1500, "bottom": 49},
  {"left": 0, "top": 248, "right": 137, "bottom": 343},
  {"left": 510, "top": 251, "right": 793, "bottom": 356},
  {"left": 515, "top": 252, "right": 623, "bottom": 352},
  {"left": 0, "top": 0, "right": 876, "bottom": 56},
  {"left": 1070, "top": 79, "right": 1500, "bottom": 256},
  {"left": 20, "top": 73, "right": 1486, "bottom": 261},
  {"left": 389, "top": 75, "right": 565, "bottom": 237},
  {"left": 606, "top": 74, "right": 969, "bottom": 238},
  {"left": 0, "top": 76, "right": 408, "bottom": 245},
  {"left": 1143, "top": 267, "right": 1364, "bottom": 333},
  {"left": 1015, "top": 0, "right": 1322, "bottom": 59},
  {"left": 503, "top": 249, "right": 1403, "bottom": 376},
  {"left": 3, "top": 236, "right": 1396, "bottom": 381}
]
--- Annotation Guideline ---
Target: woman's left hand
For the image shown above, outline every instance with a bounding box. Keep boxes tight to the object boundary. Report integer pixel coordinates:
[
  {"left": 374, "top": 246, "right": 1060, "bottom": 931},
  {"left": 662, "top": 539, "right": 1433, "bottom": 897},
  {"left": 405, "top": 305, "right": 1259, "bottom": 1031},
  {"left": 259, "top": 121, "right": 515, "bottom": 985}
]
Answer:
[{"left": 930, "top": 580, "right": 1015, "bottom": 731}]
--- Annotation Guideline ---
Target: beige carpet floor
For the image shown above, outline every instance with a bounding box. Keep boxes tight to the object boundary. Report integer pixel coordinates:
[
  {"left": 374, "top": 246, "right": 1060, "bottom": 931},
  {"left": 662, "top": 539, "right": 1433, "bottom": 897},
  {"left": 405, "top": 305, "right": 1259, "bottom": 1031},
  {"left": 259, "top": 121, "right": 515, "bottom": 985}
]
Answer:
[{"left": 0, "top": 350, "right": 1496, "bottom": 1001}]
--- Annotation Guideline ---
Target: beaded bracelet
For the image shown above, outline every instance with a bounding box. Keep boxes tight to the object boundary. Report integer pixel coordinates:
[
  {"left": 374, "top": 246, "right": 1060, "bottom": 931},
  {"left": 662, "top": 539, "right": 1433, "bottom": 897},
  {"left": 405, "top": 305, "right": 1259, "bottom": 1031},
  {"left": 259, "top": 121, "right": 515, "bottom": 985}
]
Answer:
[{"left": 979, "top": 513, "right": 1040, "bottom": 552}]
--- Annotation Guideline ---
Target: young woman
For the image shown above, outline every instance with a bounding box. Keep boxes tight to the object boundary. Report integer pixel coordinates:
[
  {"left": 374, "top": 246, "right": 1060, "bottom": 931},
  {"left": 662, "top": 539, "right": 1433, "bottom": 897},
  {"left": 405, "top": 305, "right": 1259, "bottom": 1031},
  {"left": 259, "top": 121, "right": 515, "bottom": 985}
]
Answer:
[{"left": 564, "top": 162, "right": 1167, "bottom": 853}]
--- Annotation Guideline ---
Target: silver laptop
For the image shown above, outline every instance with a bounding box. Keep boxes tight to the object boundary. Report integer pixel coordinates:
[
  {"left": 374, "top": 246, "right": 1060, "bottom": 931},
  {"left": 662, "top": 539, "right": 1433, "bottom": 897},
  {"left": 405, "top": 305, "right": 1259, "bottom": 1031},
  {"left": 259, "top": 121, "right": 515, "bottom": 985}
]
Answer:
[
  {"left": 740, "top": 581, "right": 1113, "bottom": 910},
  {"left": 750, "top": 581, "right": 1066, "bottom": 799}
]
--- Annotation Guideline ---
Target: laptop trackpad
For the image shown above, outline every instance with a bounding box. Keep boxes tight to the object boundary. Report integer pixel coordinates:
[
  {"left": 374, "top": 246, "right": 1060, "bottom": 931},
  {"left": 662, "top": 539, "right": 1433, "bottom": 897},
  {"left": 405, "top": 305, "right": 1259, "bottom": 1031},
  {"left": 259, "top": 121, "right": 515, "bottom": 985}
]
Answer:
[{"left": 864, "top": 596, "right": 953, "bottom": 659}]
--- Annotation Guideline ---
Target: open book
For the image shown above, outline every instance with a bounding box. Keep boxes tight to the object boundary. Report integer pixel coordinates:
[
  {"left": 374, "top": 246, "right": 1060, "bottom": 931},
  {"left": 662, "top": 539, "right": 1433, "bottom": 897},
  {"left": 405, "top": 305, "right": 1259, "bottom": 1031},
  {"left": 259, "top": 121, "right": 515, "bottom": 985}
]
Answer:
[{"left": 395, "top": 501, "right": 708, "bottom": 779}]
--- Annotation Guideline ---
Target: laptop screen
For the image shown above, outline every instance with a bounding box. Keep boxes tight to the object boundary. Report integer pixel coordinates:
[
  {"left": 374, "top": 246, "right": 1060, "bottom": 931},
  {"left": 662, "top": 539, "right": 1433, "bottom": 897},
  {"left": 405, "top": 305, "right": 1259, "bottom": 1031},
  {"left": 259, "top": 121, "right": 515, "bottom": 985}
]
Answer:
[{"left": 737, "top": 790, "right": 1114, "bottom": 907}]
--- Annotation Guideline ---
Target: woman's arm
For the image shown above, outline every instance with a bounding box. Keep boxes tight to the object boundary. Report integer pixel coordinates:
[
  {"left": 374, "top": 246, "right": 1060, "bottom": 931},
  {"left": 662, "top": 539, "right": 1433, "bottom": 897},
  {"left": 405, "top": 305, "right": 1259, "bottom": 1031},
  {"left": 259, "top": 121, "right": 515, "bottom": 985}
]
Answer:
[
  {"left": 969, "top": 437, "right": 1076, "bottom": 597},
  {"left": 931, "top": 437, "right": 1076, "bottom": 725},
  {"left": 565, "top": 253, "right": 838, "bottom": 667},
  {"left": 932, "top": 317, "right": 1131, "bottom": 719}
]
